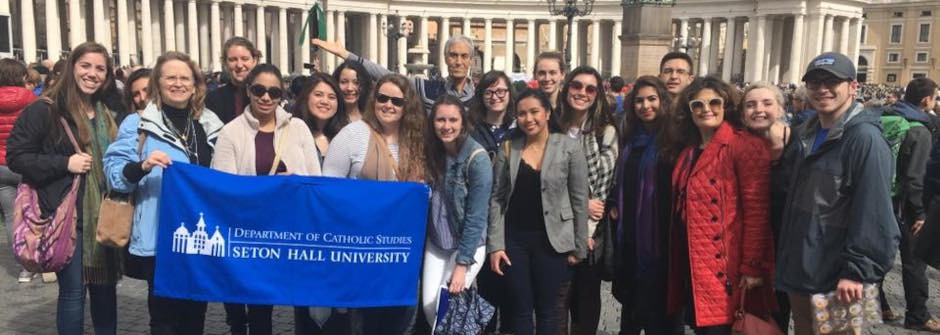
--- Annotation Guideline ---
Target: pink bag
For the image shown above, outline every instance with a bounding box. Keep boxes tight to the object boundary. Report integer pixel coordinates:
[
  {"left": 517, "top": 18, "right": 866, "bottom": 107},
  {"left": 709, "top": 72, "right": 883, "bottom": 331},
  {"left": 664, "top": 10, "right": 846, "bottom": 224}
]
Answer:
[{"left": 10, "top": 117, "right": 82, "bottom": 273}]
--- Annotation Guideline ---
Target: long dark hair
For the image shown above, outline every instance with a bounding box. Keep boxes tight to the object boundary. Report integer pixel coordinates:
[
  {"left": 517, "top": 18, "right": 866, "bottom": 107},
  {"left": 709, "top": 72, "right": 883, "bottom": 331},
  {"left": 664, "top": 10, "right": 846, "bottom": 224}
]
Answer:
[
  {"left": 122, "top": 68, "right": 151, "bottom": 113},
  {"left": 622, "top": 76, "right": 677, "bottom": 161},
  {"left": 668, "top": 76, "right": 742, "bottom": 151},
  {"left": 332, "top": 61, "right": 373, "bottom": 112},
  {"left": 557, "top": 66, "right": 614, "bottom": 135},
  {"left": 425, "top": 95, "right": 473, "bottom": 185},
  {"left": 469, "top": 70, "right": 515, "bottom": 128},
  {"left": 41, "top": 42, "right": 117, "bottom": 145},
  {"left": 293, "top": 72, "right": 348, "bottom": 140},
  {"left": 363, "top": 74, "right": 426, "bottom": 182}
]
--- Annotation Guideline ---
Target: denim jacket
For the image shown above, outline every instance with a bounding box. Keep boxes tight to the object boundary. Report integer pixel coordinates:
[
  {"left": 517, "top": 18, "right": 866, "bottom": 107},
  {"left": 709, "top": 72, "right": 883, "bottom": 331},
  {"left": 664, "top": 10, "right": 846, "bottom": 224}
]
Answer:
[{"left": 434, "top": 138, "right": 492, "bottom": 265}]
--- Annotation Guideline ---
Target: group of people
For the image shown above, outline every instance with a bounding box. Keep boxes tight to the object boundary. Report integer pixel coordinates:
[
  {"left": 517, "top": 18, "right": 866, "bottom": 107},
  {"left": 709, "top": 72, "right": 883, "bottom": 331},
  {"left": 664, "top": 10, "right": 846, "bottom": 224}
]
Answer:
[{"left": 0, "top": 25, "right": 935, "bottom": 335}]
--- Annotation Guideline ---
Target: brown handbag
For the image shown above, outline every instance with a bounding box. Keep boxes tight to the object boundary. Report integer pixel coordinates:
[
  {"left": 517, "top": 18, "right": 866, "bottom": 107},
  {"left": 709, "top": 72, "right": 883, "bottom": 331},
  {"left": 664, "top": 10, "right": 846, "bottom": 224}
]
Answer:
[
  {"left": 95, "top": 132, "right": 146, "bottom": 248},
  {"left": 732, "top": 287, "right": 784, "bottom": 335}
]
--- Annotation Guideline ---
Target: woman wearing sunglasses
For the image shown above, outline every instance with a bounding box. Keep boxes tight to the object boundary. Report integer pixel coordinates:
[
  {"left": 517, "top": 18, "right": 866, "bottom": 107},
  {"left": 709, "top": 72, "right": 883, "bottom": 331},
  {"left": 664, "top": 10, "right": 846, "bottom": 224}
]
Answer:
[
  {"left": 665, "top": 76, "right": 773, "bottom": 334},
  {"left": 608, "top": 76, "right": 684, "bottom": 335},
  {"left": 292, "top": 73, "right": 349, "bottom": 164},
  {"left": 104, "top": 51, "right": 223, "bottom": 334},
  {"left": 211, "top": 63, "right": 320, "bottom": 335},
  {"left": 332, "top": 61, "right": 371, "bottom": 122},
  {"left": 554, "top": 66, "right": 618, "bottom": 335},
  {"left": 488, "top": 88, "right": 588, "bottom": 335},
  {"left": 321, "top": 73, "right": 426, "bottom": 335}
]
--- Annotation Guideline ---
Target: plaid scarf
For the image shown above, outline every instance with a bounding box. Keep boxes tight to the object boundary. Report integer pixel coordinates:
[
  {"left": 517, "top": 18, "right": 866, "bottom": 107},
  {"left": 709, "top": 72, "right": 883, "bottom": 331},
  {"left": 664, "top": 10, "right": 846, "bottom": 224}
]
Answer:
[{"left": 580, "top": 124, "right": 618, "bottom": 201}]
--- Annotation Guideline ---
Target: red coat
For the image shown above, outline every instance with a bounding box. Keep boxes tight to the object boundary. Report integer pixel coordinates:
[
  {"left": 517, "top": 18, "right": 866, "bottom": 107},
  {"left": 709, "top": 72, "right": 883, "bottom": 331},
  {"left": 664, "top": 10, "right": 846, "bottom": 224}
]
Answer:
[
  {"left": 0, "top": 86, "right": 35, "bottom": 165},
  {"left": 667, "top": 122, "right": 774, "bottom": 327}
]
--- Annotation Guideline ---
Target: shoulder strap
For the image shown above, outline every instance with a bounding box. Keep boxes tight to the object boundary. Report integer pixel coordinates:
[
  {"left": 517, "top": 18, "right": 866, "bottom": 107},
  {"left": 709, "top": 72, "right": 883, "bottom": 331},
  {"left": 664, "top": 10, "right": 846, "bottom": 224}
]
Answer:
[
  {"left": 268, "top": 119, "right": 290, "bottom": 175},
  {"left": 464, "top": 148, "right": 486, "bottom": 183},
  {"left": 58, "top": 117, "right": 82, "bottom": 154}
]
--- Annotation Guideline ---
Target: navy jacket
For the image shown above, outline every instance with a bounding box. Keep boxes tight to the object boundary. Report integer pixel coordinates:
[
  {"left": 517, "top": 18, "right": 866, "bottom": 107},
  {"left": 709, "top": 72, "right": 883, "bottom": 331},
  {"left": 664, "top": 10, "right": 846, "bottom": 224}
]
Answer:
[{"left": 776, "top": 102, "right": 900, "bottom": 294}]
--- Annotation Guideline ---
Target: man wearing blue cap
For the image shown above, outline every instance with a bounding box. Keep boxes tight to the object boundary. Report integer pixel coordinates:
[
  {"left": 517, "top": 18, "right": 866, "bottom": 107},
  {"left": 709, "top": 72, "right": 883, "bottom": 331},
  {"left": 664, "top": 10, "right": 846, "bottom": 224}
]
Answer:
[{"left": 776, "top": 52, "right": 901, "bottom": 334}]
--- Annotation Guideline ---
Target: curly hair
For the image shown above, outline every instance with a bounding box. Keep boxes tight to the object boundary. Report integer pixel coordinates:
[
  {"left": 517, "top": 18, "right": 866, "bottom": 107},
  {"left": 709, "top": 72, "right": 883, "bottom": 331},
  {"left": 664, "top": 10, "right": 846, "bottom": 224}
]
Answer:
[
  {"left": 332, "top": 61, "right": 373, "bottom": 113},
  {"left": 363, "top": 74, "right": 426, "bottom": 182},
  {"left": 666, "top": 76, "right": 742, "bottom": 152}
]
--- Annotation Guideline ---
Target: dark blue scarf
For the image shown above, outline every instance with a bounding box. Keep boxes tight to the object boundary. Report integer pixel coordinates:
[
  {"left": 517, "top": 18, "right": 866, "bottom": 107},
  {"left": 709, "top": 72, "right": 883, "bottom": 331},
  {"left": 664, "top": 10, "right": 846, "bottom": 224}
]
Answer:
[{"left": 616, "top": 127, "right": 660, "bottom": 278}]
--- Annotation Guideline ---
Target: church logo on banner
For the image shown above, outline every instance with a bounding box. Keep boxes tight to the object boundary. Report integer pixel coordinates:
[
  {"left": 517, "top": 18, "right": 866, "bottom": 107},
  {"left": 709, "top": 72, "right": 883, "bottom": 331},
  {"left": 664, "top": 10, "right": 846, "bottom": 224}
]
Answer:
[{"left": 171, "top": 213, "right": 226, "bottom": 257}]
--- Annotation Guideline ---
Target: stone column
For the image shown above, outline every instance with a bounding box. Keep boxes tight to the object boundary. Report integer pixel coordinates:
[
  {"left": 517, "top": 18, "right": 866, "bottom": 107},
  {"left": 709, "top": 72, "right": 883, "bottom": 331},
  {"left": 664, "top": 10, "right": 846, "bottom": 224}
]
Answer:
[
  {"left": 823, "top": 14, "right": 834, "bottom": 52},
  {"left": 210, "top": 1, "right": 221, "bottom": 69},
  {"left": 570, "top": 19, "right": 579, "bottom": 66},
  {"left": 301, "top": 13, "right": 311, "bottom": 74},
  {"left": 324, "top": 10, "right": 334, "bottom": 71},
  {"left": 732, "top": 18, "right": 745, "bottom": 79},
  {"left": 369, "top": 13, "right": 378, "bottom": 60},
  {"left": 611, "top": 20, "right": 621, "bottom": 76},
  {"left": 246, "top": 7, "right": 255, "bottom": 43},
  {"left": 463, "top": 17, "right": 472, "bottom": 37},
  {"left": 337, "top": 11, "right": 346, "bottom": 52},
  {"left": 256, "top": 6, "right": 266, "bottom": 60},
  {"left": 278, "top": 7, "right": 288, "bottom": 71},
  {"left": 839, "top": 17, "right": 849, "bottom": 55},
  {"left": 746, "top": 15, "right": 766, "bottom": 82},
  {"left": 699, "top": 18, "right": 712, "bottom": 75},
  {"left": 127, "top": 0, "right": 137, "bottom": 63},
  {"left": 141, "top": 0, "right": 154, "bottom": 64},
  {"left": 45, "top": 0, "right": 61, "bottom": 60},
  {"left": 788, "top": 14, "right": 805, "bottom": 84},
  {"left": 234, "top": 3, "right": 243, "bottom": 37},
  {"left": 527, "top": 18, "right": 537, "bottom": 73},
  {"left": 20, "top": 0, "right": 35, "bottom": 62},
  {"left": 397, "top": 15, "right": 407, "bottom": 74},
  {"left": 722, "top": 17, "right": 736, "bottom": 81},
  {"left": 849, "top": 17, "right": 863, "bottom": 66},
  {"left": 504, "top": 19, "right": 514, "bottom": 72},
  {"left": 93, "top": 0, "right": 110, "bottom": 50},
  {"left": 590, "top": 19, "right": 601, "bottom": 68},
  {"left": 187, "top": 0, "right": 199, "bottom": 64},
  {"left": 419, "top": 15, "right": 429, "bottom": 66},
  {"left": 806, "top": 13, "right": 824, "bottom": 64},
  {"left": 679, "top": 18, "right": 689, "bottom": 52},
  {"left": 198, "top": 3, "right": 209, "bottom": 67},
  {"left": 548, "top": 20, "right": 558, "bottom": 50},
  {"left": 484, "top": 18, "right": 493, "bottom": 72},
  {"left": 174, "top": 1, "right": 185, "bottom": 51},
  {"left": 769, "top": 17, "right": 784, "bottom": 83},
  {"left": 708, "top": 19, "right": 720, "bottom": 74},
  {"left": 68, "top": 0, "right": 83, "bottom": 49},
  {"left": 439, "top": 17, "right": 450, "bottom": 77},
  {"left": 379, "top": 14, "right": 388, "bottom": 68},
  {"left": 164, "top": 0, "right": 175, "bottom": 51},
  {"left": 222, "top": 5, "right": 233, "bottom": 41}
]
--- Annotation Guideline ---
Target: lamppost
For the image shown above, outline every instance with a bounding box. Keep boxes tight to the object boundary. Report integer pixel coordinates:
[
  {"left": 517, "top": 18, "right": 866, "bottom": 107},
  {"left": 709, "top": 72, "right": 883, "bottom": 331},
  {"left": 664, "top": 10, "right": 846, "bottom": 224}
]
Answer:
[
  {"left": 546, "top": 0, "right": 595, "bottom": 65},
  {"left": 382, "top": 14, "right": 412, "bottom": 72}
]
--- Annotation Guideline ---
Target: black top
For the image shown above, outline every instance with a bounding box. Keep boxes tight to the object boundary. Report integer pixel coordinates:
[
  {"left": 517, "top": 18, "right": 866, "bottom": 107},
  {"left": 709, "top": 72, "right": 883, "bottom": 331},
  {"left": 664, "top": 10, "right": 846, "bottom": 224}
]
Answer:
[
  {"left": 507, "top": 160, "right": 545, "bottom": 231},
  {"left": 206, "top": 83, "right": 249, "bottom": 124}
]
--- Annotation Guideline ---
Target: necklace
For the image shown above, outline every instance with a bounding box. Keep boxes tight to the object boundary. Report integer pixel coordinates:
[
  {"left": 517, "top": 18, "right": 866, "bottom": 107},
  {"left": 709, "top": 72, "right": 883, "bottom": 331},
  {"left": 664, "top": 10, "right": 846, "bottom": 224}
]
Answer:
[{"left": 161, "top": 111, "right": 200, "bottom": 164}]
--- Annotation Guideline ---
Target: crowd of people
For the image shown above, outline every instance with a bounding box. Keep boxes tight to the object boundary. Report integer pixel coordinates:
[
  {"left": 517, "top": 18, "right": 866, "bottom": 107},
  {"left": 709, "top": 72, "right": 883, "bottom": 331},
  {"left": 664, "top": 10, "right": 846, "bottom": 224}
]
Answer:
[{"left": 2, "top": 28, "right": 939, "bottom": 335}]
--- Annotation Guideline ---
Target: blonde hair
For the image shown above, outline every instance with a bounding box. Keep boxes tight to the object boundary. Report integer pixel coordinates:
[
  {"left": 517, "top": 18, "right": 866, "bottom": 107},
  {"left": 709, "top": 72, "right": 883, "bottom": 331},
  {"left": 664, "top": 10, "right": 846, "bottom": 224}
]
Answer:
[{"left": 742, "top": 81, "right": 786, "bottom": 113}]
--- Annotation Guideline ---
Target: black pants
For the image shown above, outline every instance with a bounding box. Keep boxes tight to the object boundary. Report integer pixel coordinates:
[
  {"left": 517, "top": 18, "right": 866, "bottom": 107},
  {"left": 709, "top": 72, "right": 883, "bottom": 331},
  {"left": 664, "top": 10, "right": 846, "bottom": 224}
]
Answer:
[
  {"left": 504, "top": 227, "right": 573, "bottom": 335},
  {"left": 224, "top": 303, "right": 273, "bottom": 335},
  {"left": 899, "top": 217, "right": 931, "bottom": 325},
  {"left": 359, "top": 306, "right": 415, "bottom": 335},
  {"left": 619, "top": 308, "right": 682, "bottom": 335},
  {"left": 294, "top": 307, "right": 351, "bottom": 335},
  {"left": 771, "top": 290, "right": 791, "bottom": 333},
  {"left": 478, "top": 258, "right": 513, "bottom": 333},
  {"left": 141, "top": 257, "right": 208, "bottom": 335},
  {"left": 568, "top": 261, "right": 602, "bottom": 335}
]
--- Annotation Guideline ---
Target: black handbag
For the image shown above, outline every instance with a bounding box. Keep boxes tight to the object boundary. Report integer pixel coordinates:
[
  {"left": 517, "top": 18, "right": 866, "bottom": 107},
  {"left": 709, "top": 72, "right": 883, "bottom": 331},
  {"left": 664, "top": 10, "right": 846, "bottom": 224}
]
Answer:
[
  {"left": 433, "top": 288, "right": 495, "bottom": 335},
  {"left": 591, "top": 215, "right": 617, "bottom": 281}
]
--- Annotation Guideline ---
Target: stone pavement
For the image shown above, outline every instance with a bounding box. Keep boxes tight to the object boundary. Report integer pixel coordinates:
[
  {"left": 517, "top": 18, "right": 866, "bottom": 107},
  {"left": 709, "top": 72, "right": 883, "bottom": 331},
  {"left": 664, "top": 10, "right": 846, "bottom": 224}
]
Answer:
[{"left": 1, "top": 231, "right": 938, "bottom": 335}]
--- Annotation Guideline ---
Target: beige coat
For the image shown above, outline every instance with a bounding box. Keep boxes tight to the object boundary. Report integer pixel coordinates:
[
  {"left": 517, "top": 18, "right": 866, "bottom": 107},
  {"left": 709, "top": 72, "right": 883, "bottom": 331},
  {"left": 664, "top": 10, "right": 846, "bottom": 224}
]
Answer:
[{"left": 211, "top": 106, "right": 321, "bottom": 176}]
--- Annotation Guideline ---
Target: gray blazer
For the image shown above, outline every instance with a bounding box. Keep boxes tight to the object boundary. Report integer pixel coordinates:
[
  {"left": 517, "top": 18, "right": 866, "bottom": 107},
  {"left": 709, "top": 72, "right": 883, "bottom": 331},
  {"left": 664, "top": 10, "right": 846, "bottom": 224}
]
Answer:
[{"left": 487, "top": 133, "right": 590, "bottom": 260}]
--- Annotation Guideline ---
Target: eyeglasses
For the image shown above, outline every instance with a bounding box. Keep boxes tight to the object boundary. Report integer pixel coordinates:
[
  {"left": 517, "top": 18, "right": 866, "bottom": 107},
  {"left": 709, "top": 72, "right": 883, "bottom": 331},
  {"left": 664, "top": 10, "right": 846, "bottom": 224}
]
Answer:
[
  {"left": 484, "top": 88, "right": 509, "bottom": 98},
  {"left": 805, "top": 77, "right": 846, "bottom": 90},
  {"left": 689, "top": 97, "right": 724, "bottom": 112},
  {"left": 376, "top": 93, "right": 406, "bottom": 107},
  {"left": 249, "top": 84, "right": 283, "bottom": 99},
  {"left": 568, "top": 80, "right": 598, "bottom": 96}
]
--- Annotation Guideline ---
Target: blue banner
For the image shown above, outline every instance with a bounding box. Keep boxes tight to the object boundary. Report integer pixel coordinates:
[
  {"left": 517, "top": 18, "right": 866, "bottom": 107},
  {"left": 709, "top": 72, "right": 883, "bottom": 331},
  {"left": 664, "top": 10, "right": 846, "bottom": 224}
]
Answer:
[{"left": 153, "top": 162, "right": 429, "bottom": 307}]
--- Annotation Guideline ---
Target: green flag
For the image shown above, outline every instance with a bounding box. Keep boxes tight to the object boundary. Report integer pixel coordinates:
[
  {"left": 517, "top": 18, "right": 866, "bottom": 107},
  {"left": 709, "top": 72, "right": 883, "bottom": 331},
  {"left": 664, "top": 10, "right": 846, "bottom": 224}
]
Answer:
[{"left": 298, "top": 2, "right": 326, "bottom": 46}]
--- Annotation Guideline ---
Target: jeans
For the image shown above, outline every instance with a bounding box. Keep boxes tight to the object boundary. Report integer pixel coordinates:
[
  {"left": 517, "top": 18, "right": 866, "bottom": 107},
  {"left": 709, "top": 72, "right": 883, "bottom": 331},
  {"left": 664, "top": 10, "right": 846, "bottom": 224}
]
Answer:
[
  {"left": 139, "top": 255, "right": 208, "bottom": 335},
  {"left": 224, "top": 303, "right": 273, "bottom": 335},
  {"left": 504, "top": 227, "right": 573, "bottom": 335},
  {"left": 1, "top": 164, "right": 20, "bottom": 253},
  {"left": 56, "top": 229, "right": 118, "bottom": 335}
]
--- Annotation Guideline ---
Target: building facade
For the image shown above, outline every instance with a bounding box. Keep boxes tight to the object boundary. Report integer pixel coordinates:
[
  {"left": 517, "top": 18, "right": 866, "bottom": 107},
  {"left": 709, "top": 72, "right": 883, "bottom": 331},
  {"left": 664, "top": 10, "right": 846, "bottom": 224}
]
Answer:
[{"left": 862, "top": 1, "right": 940, "bottom": 84}]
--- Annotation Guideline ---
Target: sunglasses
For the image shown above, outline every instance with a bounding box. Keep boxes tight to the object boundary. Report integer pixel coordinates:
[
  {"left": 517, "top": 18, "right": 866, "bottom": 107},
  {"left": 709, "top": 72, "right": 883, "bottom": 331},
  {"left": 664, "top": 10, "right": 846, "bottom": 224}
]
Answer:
[
  {"left": 249, "top": 84, "right": 284, "bottom": 100},
  {"left": 376, "top": 93, "right": 406, "bottom": 107},
  {"left": 568, "top": 80, "right": 598, "bottom": 96},
  {"left": 689, "top": 97, "right": 724, "bottom": 111}
]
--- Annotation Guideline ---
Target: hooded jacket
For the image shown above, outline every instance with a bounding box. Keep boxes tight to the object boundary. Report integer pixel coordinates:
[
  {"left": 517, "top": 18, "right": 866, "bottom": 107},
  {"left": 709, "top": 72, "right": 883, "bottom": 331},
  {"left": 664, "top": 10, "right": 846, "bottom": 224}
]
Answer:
[
  {"left": 0, "top": 86, "right": 36, "bottom": 165},
  {"left": 885, "top": 100, "right": 932, "bottom": 222},
  {"left": 776, "top": 102, "right": 900, "bottom": 294}
]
